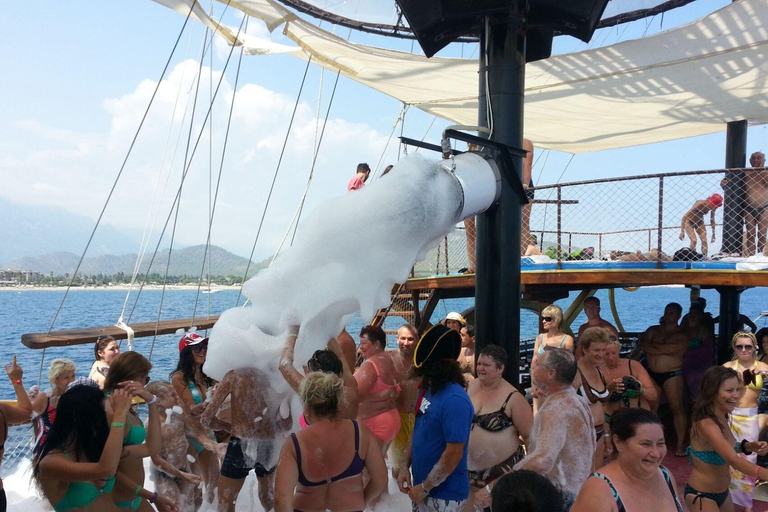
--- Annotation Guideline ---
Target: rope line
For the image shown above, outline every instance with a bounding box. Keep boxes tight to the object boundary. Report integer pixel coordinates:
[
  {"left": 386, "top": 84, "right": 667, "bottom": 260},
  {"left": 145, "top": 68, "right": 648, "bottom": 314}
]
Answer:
[{"left": 235, "top": 55, "right": 314, "bottom": 307}]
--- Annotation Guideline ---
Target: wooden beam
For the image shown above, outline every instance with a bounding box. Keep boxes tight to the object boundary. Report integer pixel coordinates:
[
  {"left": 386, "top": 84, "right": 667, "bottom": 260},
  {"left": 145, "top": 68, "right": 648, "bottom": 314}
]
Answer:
[
  {"left": 21, "top": 316, "right": 219, "bottom": 350},
  {"left": 406, "top": 270, "right": 768, "bottom": 291}
]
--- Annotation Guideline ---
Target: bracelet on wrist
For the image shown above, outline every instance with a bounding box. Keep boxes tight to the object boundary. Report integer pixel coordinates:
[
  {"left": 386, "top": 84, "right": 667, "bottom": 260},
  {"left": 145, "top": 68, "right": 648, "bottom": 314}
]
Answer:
[
  {"left": 149, "top": 491, "right": 159, "bottom": 504},
  {"left": 421, "top": 483, "right": 429, "bottom": 495},
  {"left": 145, "top": 394, "right": 158, "bottom": 406},
  {"left": 110, "top": 422, "right": 126, "bottom": 428},
  {"left": 485, "top": 484, "right": 492, "bottom": 494},
  {"left": 11, "top": 379, "right": 22, "bottom": 385}
]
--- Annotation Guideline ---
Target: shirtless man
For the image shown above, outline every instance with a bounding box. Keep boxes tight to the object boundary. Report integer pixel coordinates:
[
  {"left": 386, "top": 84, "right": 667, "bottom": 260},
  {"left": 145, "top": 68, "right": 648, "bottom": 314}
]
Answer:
[
  {"left": 201, "top": 367, "right": 293, "bottom": 512},
  {"left": 146, "top": 382, "right": 204, "bottom": 512},
  {"left": 679, "top": 194, "right": 722, "bottom": 256},
  {"left": 638, "top": 302, "right": 689, "bottom": 456},
  {"left": 458, "top": 324, "right": 476, "bottom": 380},
  {"left": 577, "top": 297, "right": 619, "bottom": 341},
  {"left": 744, "top": 151, "right": 768, "bottom": 255},
  {"left": 389, "top": 324, "right": 421, "bottom": 477}
]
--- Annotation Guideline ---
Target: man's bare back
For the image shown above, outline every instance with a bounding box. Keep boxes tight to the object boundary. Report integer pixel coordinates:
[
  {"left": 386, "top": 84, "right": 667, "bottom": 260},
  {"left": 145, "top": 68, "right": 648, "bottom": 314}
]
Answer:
[{"left": 390, "top": 350, "right": 419, "bottom": 413}]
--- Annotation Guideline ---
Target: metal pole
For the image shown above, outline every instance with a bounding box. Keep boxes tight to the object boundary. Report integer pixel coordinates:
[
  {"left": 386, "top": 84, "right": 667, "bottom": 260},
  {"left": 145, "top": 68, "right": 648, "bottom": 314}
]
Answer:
[
  {"left": 475, "top": 14, "right": 525, "bottom": 387},
  {"left": 717, "top": 287, "right": 743, "bottom": 364},
  {"left": 658, "top": 177, "right": 664, "bottom": 268},
  {"left": 721, "top": 120, "right": 747, "bottom": 255}
]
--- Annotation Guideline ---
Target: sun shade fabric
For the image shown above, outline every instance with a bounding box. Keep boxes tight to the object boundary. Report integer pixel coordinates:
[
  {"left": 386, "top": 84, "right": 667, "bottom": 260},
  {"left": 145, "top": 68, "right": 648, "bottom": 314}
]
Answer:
[{"left": 153, "top": 0, "right": 768, "bottom": 153}]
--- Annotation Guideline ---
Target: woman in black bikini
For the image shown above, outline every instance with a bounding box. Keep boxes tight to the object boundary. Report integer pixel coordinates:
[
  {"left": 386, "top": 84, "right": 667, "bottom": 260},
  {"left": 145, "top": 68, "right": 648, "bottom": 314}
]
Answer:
[
  {"left": 274, "top": 372, "right": 387, "bottom": 512},
  {"left": 571, "top": 408, "right": 686, "bottom": 512},
  {"left": 574, "top": 327, "right": 613, "bottom": 470},
  {"left": 0, "top": 356, "right": 33, "bottom": 512},
  {"left": 466, "top": 345, "right": 533, "bottom": 512}
]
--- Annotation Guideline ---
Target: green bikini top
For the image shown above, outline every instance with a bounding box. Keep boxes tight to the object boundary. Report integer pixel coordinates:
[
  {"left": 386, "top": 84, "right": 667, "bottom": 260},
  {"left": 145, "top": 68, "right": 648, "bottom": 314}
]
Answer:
[
  {"left": 53, "top": 455, "right": 115, "bottom": 512},
  {"left": 686, "top": 442, "right": 739, "bottom": 466},
  {"left": 124, "top": 415, "right": 146, "bottom": 446}
]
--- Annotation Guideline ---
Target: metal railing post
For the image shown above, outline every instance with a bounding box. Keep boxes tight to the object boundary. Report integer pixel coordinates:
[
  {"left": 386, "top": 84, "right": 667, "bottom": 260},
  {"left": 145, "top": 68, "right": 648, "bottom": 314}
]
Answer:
[
  {"left": 658, "top": 177, "right": 664, "bottom": 269},
  {"left": 557, "top": 186, "right": 562, "bottom": 269},
  {"left": 598, "top": 233, "right": 602, "bottom": 259}
]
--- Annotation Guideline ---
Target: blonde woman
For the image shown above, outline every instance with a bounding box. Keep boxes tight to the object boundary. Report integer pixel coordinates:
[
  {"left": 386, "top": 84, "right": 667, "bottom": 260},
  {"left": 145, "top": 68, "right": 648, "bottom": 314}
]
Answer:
[
  {"left": 31, "top": 359, "right": 76, "bottom": 456},
  {"left": 721, "top": 331, "right": 768, "bottom": 511},
  {"left": 531, "top": 305, "right": 574, "bottom": 412}
]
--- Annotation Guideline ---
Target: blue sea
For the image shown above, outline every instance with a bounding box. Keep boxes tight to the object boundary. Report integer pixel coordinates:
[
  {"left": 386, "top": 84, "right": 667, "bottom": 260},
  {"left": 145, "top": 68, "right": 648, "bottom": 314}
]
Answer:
[{"left": 2, "top": 285, "right": 768, "bottom": 400}]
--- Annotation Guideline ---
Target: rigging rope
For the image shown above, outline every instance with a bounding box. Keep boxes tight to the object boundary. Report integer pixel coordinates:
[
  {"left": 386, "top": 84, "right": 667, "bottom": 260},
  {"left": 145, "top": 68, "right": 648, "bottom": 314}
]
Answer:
[
  {"left": 371, "top": 103, "right": 408, "bottom": 181},
  {"left": 235, "top": 55, "right": 314, "bottom": 308},
  {"left": 38, "top": 1, "right": 198, "bottom": 385},
  {"left": 190, "top": 17, "right": 248, "bottom": 329}
]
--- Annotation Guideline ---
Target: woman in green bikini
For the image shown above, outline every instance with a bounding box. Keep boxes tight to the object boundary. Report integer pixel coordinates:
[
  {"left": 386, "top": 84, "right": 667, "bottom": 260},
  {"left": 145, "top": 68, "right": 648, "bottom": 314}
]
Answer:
[
  {"left": 686, "top": 367, "right": 768, "bottom": 511},
  {"left": 104, "top": 352, "right": 175, "bottom": 512},
  {"left": 33, "top": 382, "right": 131, "bottom": 512}
]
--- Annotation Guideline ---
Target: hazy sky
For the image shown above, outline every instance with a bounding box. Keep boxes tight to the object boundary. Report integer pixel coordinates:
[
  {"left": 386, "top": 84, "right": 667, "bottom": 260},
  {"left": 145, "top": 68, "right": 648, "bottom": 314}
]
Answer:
[{"left": 2, "top": 0, "right": 764, "bottom": 261}]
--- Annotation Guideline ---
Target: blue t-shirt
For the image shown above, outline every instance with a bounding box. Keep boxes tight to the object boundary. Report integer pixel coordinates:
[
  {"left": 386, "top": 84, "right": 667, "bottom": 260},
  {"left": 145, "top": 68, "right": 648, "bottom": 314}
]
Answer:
[{"left": 412, "top": 382, "right": 473, "bottom": 501}]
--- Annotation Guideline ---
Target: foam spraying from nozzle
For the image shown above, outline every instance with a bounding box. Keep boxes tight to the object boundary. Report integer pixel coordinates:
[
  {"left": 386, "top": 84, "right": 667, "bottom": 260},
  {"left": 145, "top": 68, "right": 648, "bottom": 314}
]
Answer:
[{"left": 205, "top": 153, "right": 499, "bottom": 379}]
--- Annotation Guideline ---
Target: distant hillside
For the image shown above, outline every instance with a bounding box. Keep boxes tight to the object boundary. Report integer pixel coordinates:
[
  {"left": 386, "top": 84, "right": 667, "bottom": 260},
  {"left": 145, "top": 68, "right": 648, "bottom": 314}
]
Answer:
[
  {"left": 1, "top": 245, "right": 269, "bottom": 277},
  {"left": 0, "top": 197, "right": 142, "bottom": 262}
]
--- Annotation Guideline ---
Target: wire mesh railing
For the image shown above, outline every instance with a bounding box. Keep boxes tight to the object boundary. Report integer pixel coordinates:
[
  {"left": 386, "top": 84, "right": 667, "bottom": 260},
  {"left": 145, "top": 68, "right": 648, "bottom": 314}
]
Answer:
[{"left": 414, "top": 164, "right": 768, "bottom": 276}]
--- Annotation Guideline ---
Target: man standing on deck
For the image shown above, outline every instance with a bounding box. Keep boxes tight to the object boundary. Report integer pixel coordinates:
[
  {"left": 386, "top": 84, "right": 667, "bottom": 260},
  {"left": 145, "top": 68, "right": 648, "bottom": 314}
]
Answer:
[
  {"left": 389, "top": 324, "right": 420, "bottom": 477},
  {"left": 397, "top": 324, "right": 473, "bottom": 512},
  {"left": 348, "top": 163, "right": 371, "bottom": 191},
  {"left": 638, "top": 302, "right": 689, "bottom": 456},
  {"left": 201, "top": 367, "right": 293, "bottom": 512},
  {"left": 577, "top": 297, "right": 620, "bottom": 341}
]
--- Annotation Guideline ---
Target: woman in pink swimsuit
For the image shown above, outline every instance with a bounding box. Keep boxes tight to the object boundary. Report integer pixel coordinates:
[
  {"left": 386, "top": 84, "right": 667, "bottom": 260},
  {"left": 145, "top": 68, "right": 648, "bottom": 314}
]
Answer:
[{"left": 354, "top": 325, "right": 400, "bottom": 452}]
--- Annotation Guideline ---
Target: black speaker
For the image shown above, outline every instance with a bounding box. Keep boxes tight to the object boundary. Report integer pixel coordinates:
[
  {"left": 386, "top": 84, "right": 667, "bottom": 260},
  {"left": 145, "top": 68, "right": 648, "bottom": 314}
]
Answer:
[{"left": 395, "top": 0, "right": 609, "bottom": 60}]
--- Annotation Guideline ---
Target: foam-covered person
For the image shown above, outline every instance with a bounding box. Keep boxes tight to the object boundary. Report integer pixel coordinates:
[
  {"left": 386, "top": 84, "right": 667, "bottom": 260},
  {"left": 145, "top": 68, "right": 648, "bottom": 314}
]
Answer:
[
  {"left": 170, "top": 332, "right": 220, "bottom": 503},
  {"left": 354, "top": 325, "right": 400, "bottom": 453},
  {"left": 458, "top": 324, "right": 476, "bottom": 379},
  {"left": 396, "top": 324, "right": 474, "bottom": 512},
  {"left": 1, "top": 356, "right": 33, "bottom": 507},
  {"left": 280, "top": 327, "right": 359, "bottom": 422},
  {"left": 389, "top": 324, "right": 421, "bottom": 478},
  {"left": 32, "top": 383, "right": 131, "bottom": 512},
  {"left": 466, "top": 345, "right": 532, "bottom": 512},
  {"left": 103, "top": 352, "right": 176, "bottom": 512},
  {"left": 443, "top": 312, "right": 466, "bottom": 332},
  {"left": 201, "top": 367, "right": 293, "bottom": 512},
  {"left": 145, "top": 382, "right": 203, "bottom": 512},
  {"left": 638, "top": 302, "right": 689, "bottom": 456},
  {"left": 678, "top": 194, "right": 722, "bottom": 257},
  {"left": 274, "top": 372, "right": 387, "bottom": 512},
  {"left": 576, "top": 297, "right": 619, "bottom": 341},
  {"left": 89, "top": 335, "right": 120, "bottom": 388},
  {"left": 32, "top": 358, "right": 76, "bottom": 456}
]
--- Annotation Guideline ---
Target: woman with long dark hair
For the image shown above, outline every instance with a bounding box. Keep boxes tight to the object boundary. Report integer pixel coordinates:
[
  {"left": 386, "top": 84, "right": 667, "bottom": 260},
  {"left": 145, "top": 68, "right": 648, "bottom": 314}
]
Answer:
[
  {"left": 104, "top": 352, "right": 173, "bottom": 512},
  {"left": 32, "top": 383, "right": 131, "bottom": 512},
  {"left": 170, "top": 332, "right": 219, "bottom": 504},
  {"left": 686, "top": 366, "right": 768, "bottom": 511}
]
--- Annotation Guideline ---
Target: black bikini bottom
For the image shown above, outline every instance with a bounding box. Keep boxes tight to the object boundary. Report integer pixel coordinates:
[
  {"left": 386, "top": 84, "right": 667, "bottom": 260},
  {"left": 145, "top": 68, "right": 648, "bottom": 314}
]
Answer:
[{"left": 684, "top": 484, "right": 729, "bottom": 509}]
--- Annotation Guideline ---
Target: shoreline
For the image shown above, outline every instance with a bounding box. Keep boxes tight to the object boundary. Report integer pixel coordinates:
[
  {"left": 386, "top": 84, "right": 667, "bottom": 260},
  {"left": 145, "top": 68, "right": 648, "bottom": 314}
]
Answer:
[{"left": 0, "top": 284, "right": 242, "bottom": 292}]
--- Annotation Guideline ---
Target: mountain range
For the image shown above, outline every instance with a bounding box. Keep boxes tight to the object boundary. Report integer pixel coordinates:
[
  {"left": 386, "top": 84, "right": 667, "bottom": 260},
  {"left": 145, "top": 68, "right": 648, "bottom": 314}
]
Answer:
[{"left": 1, "top": 245, "right": 268, "bottom": 277}]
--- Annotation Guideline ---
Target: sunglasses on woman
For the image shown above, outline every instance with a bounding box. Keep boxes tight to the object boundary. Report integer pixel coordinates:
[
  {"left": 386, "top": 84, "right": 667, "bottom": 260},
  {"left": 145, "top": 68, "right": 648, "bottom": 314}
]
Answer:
[
  {"left": 191, "top": 344, "right": 208, "bottom": 353},
  {"left": 542, "top": 316, "right": 553, "bottom": 322}
]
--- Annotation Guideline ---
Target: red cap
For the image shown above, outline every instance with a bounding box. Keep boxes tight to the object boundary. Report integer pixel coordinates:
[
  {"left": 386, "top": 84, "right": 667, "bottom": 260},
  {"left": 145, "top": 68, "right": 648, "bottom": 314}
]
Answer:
[
  {"left": 179, "top": 332, "right": 208, "bottom": 352},
  {"left": 708, "top": 193, "right": 723, "bottom": 208}
]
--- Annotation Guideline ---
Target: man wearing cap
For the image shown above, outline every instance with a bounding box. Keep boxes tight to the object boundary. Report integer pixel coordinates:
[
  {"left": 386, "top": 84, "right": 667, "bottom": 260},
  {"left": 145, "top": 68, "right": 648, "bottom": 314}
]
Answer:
[
  {"left": 509, "top": 347, "right": 594, "bottom": 509},
  {"left": 443, "top": 312, "right": 466, "bottom": 333},
  {"left": 396, "top": 325, "right": 473, "bottom": 512},
  {"left": 679, "top": 193, "right": 722, "bottom": 257}
]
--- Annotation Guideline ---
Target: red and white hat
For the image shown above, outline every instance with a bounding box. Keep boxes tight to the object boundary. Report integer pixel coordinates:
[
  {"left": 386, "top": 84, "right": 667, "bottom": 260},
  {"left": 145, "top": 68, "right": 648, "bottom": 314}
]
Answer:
[{"left": 179, "top": 332, "right": 208, "bottom": 352}]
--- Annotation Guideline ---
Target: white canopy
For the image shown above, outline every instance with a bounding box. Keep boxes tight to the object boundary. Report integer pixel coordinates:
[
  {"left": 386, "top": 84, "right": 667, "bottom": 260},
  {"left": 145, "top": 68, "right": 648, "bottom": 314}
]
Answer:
[{"left": 154, "top": 0, "right": 768, "bottom": 153}]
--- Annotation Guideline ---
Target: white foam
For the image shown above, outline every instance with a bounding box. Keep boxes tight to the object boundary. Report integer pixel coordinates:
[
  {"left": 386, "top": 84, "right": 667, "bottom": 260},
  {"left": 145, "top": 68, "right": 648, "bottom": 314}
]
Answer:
[{"left": 205, "top": 155, "right": 463, "bottom": 379}]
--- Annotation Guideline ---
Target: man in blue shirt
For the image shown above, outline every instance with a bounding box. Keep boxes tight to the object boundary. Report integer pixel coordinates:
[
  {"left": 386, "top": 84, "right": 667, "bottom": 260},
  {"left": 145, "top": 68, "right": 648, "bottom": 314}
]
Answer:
[{"left": 396, "top": 324, "right": 473, "bottom": 512}]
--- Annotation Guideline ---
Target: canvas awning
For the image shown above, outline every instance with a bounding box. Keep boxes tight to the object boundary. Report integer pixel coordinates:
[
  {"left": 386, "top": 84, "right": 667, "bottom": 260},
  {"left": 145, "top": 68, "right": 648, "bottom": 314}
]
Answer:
[{"left": 153, "top": 0, "right": 768, "bottom": 153}]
